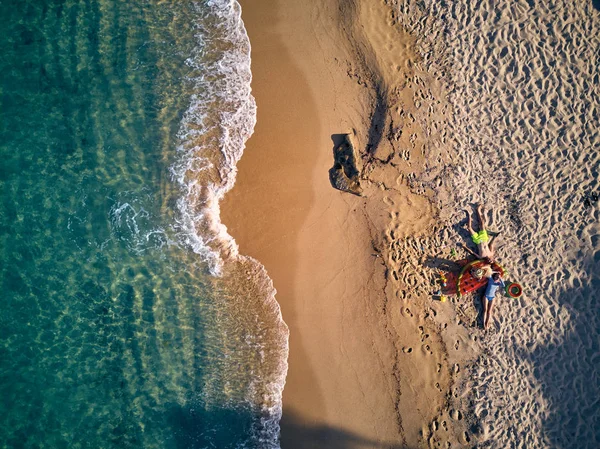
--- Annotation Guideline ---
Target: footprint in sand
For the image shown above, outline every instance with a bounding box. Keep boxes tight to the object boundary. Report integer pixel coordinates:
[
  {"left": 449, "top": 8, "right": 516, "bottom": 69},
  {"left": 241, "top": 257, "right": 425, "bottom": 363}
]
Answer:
[
  {"left": 450, "top": 409, "right": 463, "bottom": 421},
  {"left": 396, "top": 289, "right": 407, "bottom": 299},
  {"left": 425, "top": 308, "right": 437, "bottom": 318},
  {"left": 383, "top": 196, "right": 395, "bottom": 206}
]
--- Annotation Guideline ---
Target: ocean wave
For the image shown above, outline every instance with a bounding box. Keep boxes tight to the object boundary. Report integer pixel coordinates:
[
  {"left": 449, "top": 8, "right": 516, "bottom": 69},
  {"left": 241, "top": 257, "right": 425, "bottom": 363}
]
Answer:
[
  {"left": 169, "top": 1, "right": 289, "bottom": 446},
  {"left": 170, "top": 0, "right": 256, "bottom": 276}
]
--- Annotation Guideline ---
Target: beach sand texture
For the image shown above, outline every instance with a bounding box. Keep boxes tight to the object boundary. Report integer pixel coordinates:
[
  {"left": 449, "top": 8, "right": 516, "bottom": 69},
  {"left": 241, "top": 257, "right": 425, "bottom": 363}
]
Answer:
[
  {"left": 224, "top": 0, "right": 600, "bottom": 447},
  {"left": 398, "top": 1, "right": 600, "bottom": 446}
]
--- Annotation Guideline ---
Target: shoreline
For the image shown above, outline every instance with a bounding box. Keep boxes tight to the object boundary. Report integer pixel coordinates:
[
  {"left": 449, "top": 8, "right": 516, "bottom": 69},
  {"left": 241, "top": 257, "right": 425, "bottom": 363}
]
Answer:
[{"left": 222, "top": 0, "right": 474, "bottom": 446}]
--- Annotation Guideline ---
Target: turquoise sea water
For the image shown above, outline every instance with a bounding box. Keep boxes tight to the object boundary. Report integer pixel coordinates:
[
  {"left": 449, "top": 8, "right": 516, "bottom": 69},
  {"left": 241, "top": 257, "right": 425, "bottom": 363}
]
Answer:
[{"left": 0, "top": 1, "right": 287, "bottom": 448}]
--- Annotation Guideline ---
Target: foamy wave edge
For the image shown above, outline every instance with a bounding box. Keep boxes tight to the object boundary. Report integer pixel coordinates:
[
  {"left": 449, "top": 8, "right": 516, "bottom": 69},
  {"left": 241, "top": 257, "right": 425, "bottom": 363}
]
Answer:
[{"left": 169, "top": 0, "right": 289, "bottom": 447}]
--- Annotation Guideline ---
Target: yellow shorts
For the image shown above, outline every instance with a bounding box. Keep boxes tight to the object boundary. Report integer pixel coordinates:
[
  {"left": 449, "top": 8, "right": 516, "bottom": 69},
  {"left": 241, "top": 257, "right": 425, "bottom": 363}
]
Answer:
[{"left": 471, "top": 230, "right": 489, "bottom": 245}]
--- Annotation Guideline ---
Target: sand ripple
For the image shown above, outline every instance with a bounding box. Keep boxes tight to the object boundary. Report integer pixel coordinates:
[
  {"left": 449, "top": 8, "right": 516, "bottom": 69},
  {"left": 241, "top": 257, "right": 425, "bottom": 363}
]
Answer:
[{"left": 399, "top": 0, "right": 599, "bottom": 447}]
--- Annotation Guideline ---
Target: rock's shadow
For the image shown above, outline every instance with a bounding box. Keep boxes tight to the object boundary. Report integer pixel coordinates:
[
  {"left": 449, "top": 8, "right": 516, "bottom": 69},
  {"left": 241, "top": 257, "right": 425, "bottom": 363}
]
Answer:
[{"left": 329, "top": 133, "right": 362, "bottom": 196}]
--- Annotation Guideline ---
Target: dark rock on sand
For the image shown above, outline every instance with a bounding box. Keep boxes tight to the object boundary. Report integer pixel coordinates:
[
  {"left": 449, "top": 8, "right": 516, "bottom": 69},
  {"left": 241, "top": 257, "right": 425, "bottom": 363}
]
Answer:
[{"left": 329, "top": 133, "right": 363, "bottom": 196}]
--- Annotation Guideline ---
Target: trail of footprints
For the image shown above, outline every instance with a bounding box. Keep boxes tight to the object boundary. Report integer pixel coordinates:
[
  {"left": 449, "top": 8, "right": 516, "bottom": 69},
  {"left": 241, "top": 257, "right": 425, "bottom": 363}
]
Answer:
[{"left": 383, "top": 208, "right": 486, "bottom": 448}]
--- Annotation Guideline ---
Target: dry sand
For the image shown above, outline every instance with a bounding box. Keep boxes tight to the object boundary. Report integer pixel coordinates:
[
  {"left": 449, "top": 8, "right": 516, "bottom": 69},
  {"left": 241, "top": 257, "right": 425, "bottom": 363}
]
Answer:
[
  {"left": 397, "top": 1, "right": 600, "bottom": 447},
  {"left": 223, "top": 0, "right": 600, "bottom": 448}
]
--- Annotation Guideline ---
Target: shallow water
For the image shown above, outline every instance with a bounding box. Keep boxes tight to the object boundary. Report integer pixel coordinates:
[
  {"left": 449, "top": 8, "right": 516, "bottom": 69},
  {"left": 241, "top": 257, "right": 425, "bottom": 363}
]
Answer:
[{"left": 0, "top": 0, "right": 286, "bottom": 447}]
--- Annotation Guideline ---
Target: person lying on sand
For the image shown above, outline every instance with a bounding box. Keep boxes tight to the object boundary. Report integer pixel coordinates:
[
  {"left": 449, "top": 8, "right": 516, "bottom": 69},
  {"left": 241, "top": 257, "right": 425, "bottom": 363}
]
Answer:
[
  {"left": 483, "top": 272, "right": 505, "bottom": 330},
  {"left": 463, "top": 205, "right": 500, "bottom": 262}
]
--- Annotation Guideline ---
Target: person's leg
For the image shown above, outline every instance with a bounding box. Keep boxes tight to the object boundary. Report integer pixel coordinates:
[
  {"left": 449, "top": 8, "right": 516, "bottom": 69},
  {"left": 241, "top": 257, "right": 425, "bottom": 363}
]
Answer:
[
  {"left": 466, "top": 210, "right": 475, "bottom": 235},
  {"left": 485, "top": 299, "right": 494, "bottom": 329},
  {"left": 482, "top": 295, "right": 488, "bottom": 328},
  {"left": 477, "top": 204, "right": 487, "bottom": 230}
]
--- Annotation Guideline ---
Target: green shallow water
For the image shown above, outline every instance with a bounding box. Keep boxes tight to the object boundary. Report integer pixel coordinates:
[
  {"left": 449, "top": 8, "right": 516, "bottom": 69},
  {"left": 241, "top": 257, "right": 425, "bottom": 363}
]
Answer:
[{"left": 0, "top": 1, "right": 284, "bottom": 447}]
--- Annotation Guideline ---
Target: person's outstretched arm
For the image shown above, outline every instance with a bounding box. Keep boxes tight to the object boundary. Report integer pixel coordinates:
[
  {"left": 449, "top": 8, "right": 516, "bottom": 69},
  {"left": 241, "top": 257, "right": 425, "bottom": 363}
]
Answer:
[{"left": 460, "top": 243, "right": 480, "bottom": 258}]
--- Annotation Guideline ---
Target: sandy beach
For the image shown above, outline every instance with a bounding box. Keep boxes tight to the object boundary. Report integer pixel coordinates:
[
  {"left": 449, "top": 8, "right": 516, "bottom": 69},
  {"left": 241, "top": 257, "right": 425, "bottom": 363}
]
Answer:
[
  {"left": 222, "top": 0, "right": 474, "bottom": 447},
  {"left": 223, "top": 0, "right": 600, "bottom": 448},
  {"left": 4, "top": 0, "right": 597, "bottom": 447}
]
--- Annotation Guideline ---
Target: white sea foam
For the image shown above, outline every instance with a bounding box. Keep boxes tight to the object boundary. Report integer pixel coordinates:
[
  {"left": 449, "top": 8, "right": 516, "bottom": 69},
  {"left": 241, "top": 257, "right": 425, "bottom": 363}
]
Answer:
[
  {"left": 169, "top": 1, "right": 289, "bottom": 446},
  {"left": 108, "top": 199, "right": 169, "bottom": 253},
  {"left": 170, "top": 0, "right": 257, "bottom": 275},
  {"left": 399, "top": 0, "right": 599, "bottom": 446}
]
